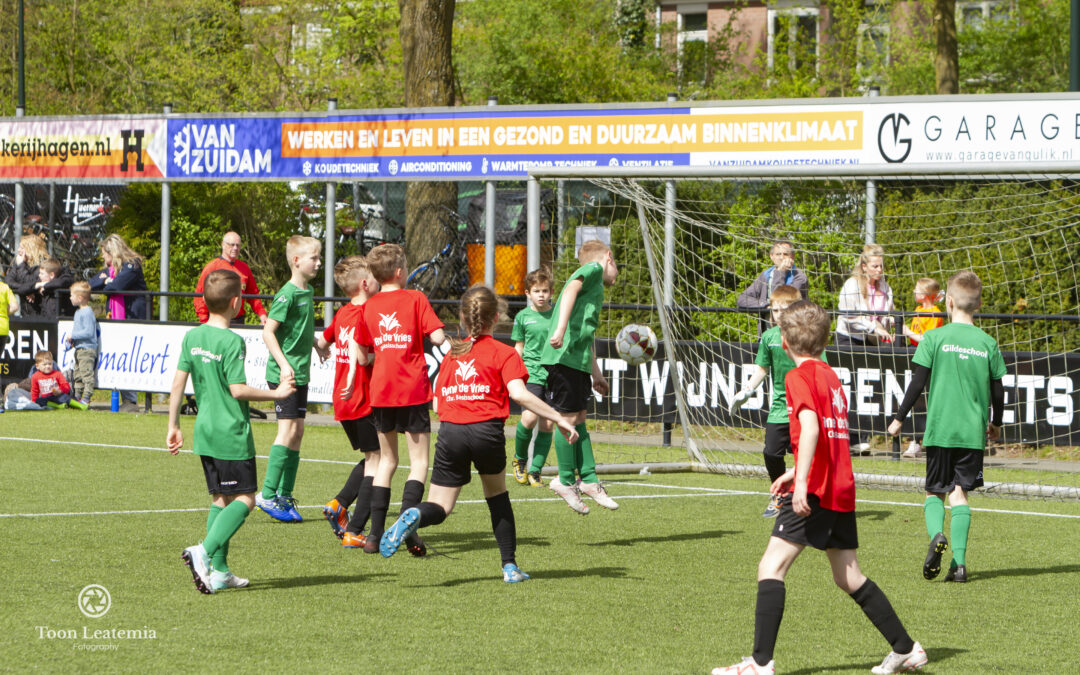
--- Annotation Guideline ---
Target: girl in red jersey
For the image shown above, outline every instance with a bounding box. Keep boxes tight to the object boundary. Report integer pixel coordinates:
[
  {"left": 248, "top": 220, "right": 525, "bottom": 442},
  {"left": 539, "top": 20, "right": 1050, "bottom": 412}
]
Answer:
[{"left": 379, "top": 285, "right": 578, "bottom": 582}]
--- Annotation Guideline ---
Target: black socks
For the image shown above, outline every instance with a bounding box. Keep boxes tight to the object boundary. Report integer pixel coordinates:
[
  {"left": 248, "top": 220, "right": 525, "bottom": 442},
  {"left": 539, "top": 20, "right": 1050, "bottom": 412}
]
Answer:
[
  {"left": 752, "top": 579, "right": 786, "bottom": 667},
  {"left": 486, "top": 491, "right": 516, "bottom": 566},
  {"left": 850, "top": 578, "right": 915, "bottom": 655}
]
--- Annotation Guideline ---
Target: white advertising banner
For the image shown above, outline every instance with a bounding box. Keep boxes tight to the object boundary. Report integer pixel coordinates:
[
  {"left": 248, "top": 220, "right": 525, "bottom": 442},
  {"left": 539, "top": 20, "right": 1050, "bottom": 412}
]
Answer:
[{"left": 56, "top": 320, "right": 337, "bottom": 402}]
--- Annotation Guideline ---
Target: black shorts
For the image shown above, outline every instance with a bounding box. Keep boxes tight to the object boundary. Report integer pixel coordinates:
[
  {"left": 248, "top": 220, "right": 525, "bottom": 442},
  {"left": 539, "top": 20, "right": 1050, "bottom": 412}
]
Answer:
[
  {"left": 431, "top": 419, "right": 507, "bottom": 487},
  {"left": 543, "top": 364, "right": 591, "bottom": 413},
  {"left": 269, "top": 383, "right": 308, "bottom": 420},
  {"left": 199, "top": 455, "right": 259, "bottom": 496},
  {"left": 763, "top": 422, "right": 792, "bottom": 460},
  {"left": 925, "top": 446, "right": 984, "bottom": 493},
  {"left": 340, "top": 414, "right": 380, "bottom": 452},
  {"left": 772, "top": 494, "right": 859, "bottom": 551},
  {"left": 525, "top": 382, "right": 545, "bottom": 400},
  {"left": 372, "top": 403, "right": 431, "bottom": 434}
]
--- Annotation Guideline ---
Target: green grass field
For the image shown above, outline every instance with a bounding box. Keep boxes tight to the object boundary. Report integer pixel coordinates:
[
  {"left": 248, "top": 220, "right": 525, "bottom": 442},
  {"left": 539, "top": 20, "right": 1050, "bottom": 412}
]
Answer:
[{"left": 3, "top": 410, "right": 1079, "bottom": 673}]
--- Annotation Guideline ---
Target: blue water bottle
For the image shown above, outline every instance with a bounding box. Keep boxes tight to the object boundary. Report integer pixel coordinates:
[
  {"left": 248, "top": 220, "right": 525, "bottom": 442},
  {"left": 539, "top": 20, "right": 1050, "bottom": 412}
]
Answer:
[{"left": 111, "top": 390, "right": 120, "bottom": 412}]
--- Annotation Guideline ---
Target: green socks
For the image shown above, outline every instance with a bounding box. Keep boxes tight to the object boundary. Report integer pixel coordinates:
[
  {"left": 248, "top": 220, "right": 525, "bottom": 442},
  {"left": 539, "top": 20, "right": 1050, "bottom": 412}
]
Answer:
[
  {"left": 262, "top": 444, "right": 289, "bottom": 499},
  {"left": 529, "top": 432, "right": 553, "bottom": 474},
  {"left": 553, "top": 431, "right": 577, "bottom": 486},
  {"left": 923, "top": 496, "right": 945, "bottom": 539},
  {"left": 206, "top": 505, "right": 229, "bottom": 573},
  {"left": 202, "top": 500, "right": 250, "bottom": 562},
  {"left": 279, "top": 450, "right": 301, "bottom": 498},
  {"left": 950, "top": 504, "right": 971, "bottom": 566},
  {"left": 514, "top": 422, "right": 532, "bottom": 463},
  {"left": 577, "top": 424, "right": 597, "bottom": 483}
]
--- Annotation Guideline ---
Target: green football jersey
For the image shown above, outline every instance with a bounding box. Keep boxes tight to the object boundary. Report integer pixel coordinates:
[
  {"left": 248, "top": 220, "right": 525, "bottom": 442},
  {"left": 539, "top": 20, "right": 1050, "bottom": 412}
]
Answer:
[
  {"left": 755, "top": 325, "right": 797, "bottom": 424},
  {"left": 540, "top": 262, "right": 604, "bottom": 374},
  {"left": 913, "top": 322, "right": 1007, "bottom": 450},
  {"left": 177, "top": 324, "right": 255, "bottom": 461},
  {"left": 512, "top": 305, "right": 554, "bottom": 386},
  {"left": 266, "top": 281, "right": 315, "bottom": 386}
]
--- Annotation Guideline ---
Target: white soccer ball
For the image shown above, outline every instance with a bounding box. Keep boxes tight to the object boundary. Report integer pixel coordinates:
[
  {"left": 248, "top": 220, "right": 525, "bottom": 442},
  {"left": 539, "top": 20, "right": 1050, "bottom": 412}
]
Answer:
[{"left": 615, "top": 324, "right": 658, "bottom": 366}]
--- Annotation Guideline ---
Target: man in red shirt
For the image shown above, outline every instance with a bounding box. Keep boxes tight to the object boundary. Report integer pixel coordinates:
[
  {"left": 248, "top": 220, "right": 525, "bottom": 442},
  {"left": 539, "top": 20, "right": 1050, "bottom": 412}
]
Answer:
[
  {"left": 712, "top": 301, "right": 926, "bottom": 675},
  {"left": 193, "top": 232, "right": 267, "bottom": 325}
]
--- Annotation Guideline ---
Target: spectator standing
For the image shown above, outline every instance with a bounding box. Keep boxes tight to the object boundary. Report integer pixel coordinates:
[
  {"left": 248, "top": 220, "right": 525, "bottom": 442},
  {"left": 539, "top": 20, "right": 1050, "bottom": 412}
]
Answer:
[
  {"left": 738, "top": 240, "right": 810, "bottom": 336},
  {"left": 89, "top": 234, "right": 147, "bottom": 411},
  {"left": 194, "top": 232, "right": 268, "bottom": 325},
  {"left": 5, "top": 234, "right": 75, "bottom": 319}
]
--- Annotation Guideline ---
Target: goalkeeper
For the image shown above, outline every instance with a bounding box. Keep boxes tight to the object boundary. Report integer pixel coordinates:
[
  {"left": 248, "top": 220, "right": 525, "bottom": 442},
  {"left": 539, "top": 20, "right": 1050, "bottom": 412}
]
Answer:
[{"left": 731, "top": 285, "right": 808, "bottom": 518}]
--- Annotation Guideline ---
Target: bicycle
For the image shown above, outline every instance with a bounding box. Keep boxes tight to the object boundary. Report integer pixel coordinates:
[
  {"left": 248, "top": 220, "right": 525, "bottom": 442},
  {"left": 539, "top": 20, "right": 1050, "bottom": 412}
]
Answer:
[{"left": 406, "top": 207, "right": 470, "bottom": 299}]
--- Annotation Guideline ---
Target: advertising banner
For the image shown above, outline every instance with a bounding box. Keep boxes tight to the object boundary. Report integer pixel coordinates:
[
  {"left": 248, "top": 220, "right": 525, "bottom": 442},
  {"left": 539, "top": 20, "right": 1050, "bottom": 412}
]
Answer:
[
  {"left": 1, "top": 319, "right": 57, "bottom": 384},
  {"left": 0, "top": 118, "right": 167, "bottom": 180}
]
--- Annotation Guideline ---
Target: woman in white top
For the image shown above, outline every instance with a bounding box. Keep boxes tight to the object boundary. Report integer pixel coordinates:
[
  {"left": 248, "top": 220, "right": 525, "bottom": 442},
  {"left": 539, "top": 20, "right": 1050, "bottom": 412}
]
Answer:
[
  {"left": 836, "top": 244, "right": 895, "bottom": 346},
  {"left": 836, "top": 244, "right": 894, "bottom": 454}
]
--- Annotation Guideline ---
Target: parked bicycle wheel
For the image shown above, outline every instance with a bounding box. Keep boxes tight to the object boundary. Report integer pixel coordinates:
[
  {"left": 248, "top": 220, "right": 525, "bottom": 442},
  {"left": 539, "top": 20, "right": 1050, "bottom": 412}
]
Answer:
[{"left": 407, "top": 262, "right": 440, "bottom": 297}]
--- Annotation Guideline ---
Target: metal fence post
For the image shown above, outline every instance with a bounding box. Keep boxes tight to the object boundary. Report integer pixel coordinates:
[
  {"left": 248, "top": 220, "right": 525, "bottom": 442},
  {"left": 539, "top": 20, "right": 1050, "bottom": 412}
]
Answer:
[
  {"left": 865, "top": 87, "right": 879, "bottom": 245},
  {"left": 13, "top": 106, "right": 24, "bottom": 257},
  {"left": 526, "top": 177, "right": 540, "bottom": 273},
  {"left": 159, "top": 103, "right": 173, "bottom": 321},
  {"left": 324, "top": 98, "right": 338, "bottom": 328},
  {"left": 485, "top": 96, "right": 497, "bottom": 289}
]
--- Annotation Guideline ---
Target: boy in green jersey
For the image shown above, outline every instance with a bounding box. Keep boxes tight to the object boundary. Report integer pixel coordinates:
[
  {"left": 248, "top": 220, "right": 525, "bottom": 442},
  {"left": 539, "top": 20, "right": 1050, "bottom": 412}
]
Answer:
[
  {"left": 169, "top": 269, "right": 295, "bottom": 594},
  {"left": 511, "top": 268, "right": 555, "bottom": 487},
  {"left": 888, "top": 271, "right": 1006, "bottom": 583},
  {"left": 540, "top": 240, "right": 618, "bottom": 514},
  {"left": 256, "top": 235, "right": 322, "bottom": 523},
  {"left": 729, "top": 285, "right": 804, "bottom": 518}
]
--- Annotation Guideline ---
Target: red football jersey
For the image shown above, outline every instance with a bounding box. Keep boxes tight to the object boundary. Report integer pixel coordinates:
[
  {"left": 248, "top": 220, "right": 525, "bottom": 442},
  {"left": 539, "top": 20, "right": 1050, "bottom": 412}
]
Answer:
[
  {"left": 784, "top": 359, "right": 856, "bottom": 512},
  {"left": 323, "top": 302, "right": 373, "bottom": 421},
  {"left": 435, "top": 336, "right": 528, "bottom": 424},
  {"left": 358, "top": 288, "right": 444, "bottom": 407}
]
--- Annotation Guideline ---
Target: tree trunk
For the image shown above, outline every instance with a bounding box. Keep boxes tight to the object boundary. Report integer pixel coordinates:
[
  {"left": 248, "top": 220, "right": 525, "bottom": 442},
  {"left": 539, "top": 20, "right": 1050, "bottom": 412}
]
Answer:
[
  {"left": 399, "top": 0, "right": 457, "bottom": 281},
  {"left": 934, "top": 0, "right": 959, "bottom": 94}
]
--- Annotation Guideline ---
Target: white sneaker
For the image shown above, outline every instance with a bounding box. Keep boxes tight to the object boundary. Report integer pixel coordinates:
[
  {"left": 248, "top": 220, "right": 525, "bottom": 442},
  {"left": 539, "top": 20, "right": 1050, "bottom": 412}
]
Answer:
[
  {"left": 210, "top": 570, "right": 250, "bottom": 590},
  {"left": 902, "top": 441, "right": 922, "bottom": 458},
  {"left": 181, "top": 544, "right": 213, "bottom": 594},
  {"left": 579, "top": 481, "right": 619, "bottom": 510},
  {"left": 871, "top": 641, "right": 928, "bottom": 674},
  {"left": 854, "top": 442, "right": 872, "bottom": 455},
  {"left": 711, "top": 656, "right": 775, "bottom": 674},
  {"left": 549, "top": 476, "right": 589, "bottom": 515}
]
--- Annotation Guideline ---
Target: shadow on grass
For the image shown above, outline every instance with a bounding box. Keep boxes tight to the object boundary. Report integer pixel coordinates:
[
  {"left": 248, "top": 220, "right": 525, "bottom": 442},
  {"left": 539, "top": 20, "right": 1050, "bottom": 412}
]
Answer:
[
  {"left": 856, "top": 510, "right": 893, "bottom": 521},
  {"left": 783, "top": 647, "right": 965, "bottom": 674},
  {"left": 586, "top": 529, "right": 738, "bottom": 547},
  {"left": 418, "top": 565, "right": 635, "bottom": 588},
  {"left": 411, "top": 532, "right": 552, "bottom": 556},
  {"left": 250, "top": 573, "right": 394, "bottom": 590},
  {"left": 970, "top": 563, "right": 1080, "bottom": 581}
]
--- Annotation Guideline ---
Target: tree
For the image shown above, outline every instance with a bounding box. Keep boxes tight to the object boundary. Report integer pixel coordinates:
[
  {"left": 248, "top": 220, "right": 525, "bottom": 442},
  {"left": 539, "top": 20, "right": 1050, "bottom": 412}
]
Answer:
[
  {"left": 934, "top": 0, "right": 959, "bottom": 94},
  {"left": 398, "top": 0, "right": 457, "bottom": 266}
]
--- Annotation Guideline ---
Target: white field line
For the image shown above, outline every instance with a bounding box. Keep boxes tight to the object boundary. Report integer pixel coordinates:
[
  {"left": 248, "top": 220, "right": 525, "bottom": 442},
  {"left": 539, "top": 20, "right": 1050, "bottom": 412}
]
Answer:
[{"left": 5, "top": 436, "right": 1080, "bottom": 521}]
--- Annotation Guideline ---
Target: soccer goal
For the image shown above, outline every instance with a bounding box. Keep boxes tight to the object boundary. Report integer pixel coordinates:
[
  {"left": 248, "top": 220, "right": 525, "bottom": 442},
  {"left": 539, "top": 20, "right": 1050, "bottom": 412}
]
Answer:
[{"left": 530, "top": 165, "right": 1080, "bottom": 500}]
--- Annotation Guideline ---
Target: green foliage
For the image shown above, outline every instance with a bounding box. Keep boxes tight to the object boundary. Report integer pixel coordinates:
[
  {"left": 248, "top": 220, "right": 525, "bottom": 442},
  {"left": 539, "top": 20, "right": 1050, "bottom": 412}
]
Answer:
[{"left": 958, "top": 0, "right": 1069, "bottom": 94}]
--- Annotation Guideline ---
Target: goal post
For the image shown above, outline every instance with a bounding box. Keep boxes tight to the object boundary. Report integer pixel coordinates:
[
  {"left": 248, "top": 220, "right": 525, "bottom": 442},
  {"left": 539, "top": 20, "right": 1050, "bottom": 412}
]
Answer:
[{"left": 527, "top": 164, "right": 1080, "bottom": 500}]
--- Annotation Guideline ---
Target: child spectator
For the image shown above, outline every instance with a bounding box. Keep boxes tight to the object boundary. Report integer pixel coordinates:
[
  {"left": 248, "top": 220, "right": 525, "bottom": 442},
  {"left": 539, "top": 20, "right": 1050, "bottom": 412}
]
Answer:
[
  {"left": 0, "top": 267, "right": 16, "bottom": 412},
  {"left": 34, "top": 258, "right": 68, "bottom": 320},
  {"left": 379, "top": 286, "right": 577, "bottom": 582},
  {"left": 254, "top": 235, "right": 321, "bottom": 523},
  {"left": 540, "top": 240, "right": 618, "bottom": 514},
  {"left": 168, "top": 269, "right": 295, "bottom": 593},
  {"left": 357, "top": 243, "right": 446, "bottom": 554},
  {"left": 65, "top": 280, "right": 97, "bottom": 410},
  {"left": 511, "top": 267, "right": 556, "bottom": 487},
  {"left": 317, "top": 256, "right": 382, "bottom": 548},
  {"left": 729, "top": 285, "right": 804, "bottom": 517},
  {"left": 30, "top": 350, "right": 73, "bottom": 408},
  {"left": 903, "top": 277, "right": 944, "bottom": 347},
  {"left": 737, "top": 240, "right": 810, "bottom": 336},
  {"left": 713, "top": 301, "right": 926, "bottom": 675},
  {"left": 888, "top": 271, "right": 1006, "bottom": 584}
]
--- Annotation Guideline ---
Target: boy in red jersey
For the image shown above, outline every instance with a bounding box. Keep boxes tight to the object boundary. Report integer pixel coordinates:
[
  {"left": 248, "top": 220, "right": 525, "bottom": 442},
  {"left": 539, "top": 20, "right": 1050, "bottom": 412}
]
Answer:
[
  {"left": 357, "top": 244, "right": 446, "bottom": 554},
  {"left": 380, "top": 286, "right": 577, "bottom": 582},
  {"left": 317, "top": 257, "right": 382, "bottom": 548},
  {"left": 30, "top": 350, "right": 73, "bottom": 408},
  {"left": 713, "top": 301, "right": 926, "bottom": 675}
]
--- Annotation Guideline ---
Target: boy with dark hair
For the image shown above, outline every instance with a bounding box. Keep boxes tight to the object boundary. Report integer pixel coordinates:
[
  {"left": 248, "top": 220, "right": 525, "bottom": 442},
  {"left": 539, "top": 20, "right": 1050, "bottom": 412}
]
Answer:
[
  {"left": 540, "top": 240, "right": 618, "bottom": 514},
  {"left": 888, "top": 270, "right": 1006, "bottom": 583},
  {"left": 714, "top": 301, "right": 926, "bottom": 675},
  {"left": 357, "top": 243, "right": 446, "bottom": 554},
  {"left": 256, "top": 235, "right": 321, "bottom": 523},
  {"left": 730, "top": 284, "right": 804, "bottom": 517},
  {"left": 169, "top": 269, "right": 294, "bottom": 593},
  {"left": 317, "top": 256, "right": 382, "bottom": 548},
  {"left": 30, "top": 350, "right": 73, "bottom": 408},
  {"left": 511, "top": 267, "right": 555, "bottom": 487}
]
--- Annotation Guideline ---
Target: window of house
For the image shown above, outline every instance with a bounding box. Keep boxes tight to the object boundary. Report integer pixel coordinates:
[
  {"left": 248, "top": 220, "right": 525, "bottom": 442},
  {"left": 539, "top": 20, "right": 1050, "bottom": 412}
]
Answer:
[
  {"left": 767, "top": 8, "right": 819, "bottom": 74},
  {"left": 857, "top": 22, "right": 889, "bottom": 82},
  {"left": 958, "top": 0, "right": 1009, "bottom": 28},
  {"left": 678, "top": 7, "right": 710, "bottom": 85}
]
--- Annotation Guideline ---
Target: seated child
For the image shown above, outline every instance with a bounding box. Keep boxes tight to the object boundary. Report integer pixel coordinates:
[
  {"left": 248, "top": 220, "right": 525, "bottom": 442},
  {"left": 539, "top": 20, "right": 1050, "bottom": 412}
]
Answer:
[{"left": 30, "top": 350, "right": 74, "bottom": 408}]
